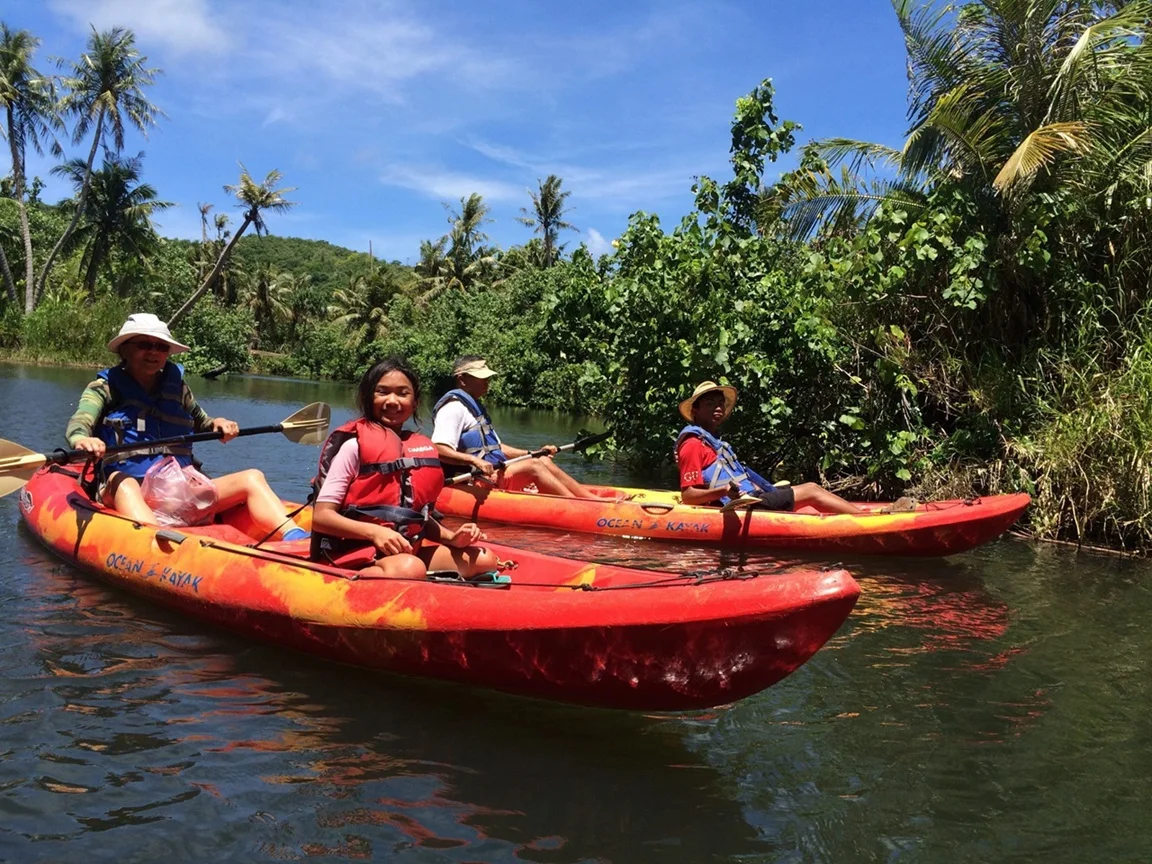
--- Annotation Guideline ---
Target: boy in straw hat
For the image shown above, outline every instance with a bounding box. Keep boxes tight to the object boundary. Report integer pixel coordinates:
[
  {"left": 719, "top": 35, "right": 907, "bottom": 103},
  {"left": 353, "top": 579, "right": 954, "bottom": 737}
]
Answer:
[
  {"left": 676, "top": 381, "right": 862, "bottom": 513},
  {"left": 66, "top": 313, "right": 311, "bottom": 538},
  {"left": 431, "top": 355, "right": 600, "bottom": 498}
]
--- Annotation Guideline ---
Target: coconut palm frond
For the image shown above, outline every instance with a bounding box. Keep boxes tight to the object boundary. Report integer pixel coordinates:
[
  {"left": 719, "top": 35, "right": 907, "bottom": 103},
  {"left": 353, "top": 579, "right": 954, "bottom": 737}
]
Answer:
[
  {"left": 1048, "top": 1, "right": 1152, "bottom": 122},
  {"left": 917, "top": 82, "right": 1007, "bottom": 179},
  {"left": 993, "top": 121, "right": 1092, "bottom": 194},
  {"left": 816, "top": 138, "right": 905, "bottom": 175}
]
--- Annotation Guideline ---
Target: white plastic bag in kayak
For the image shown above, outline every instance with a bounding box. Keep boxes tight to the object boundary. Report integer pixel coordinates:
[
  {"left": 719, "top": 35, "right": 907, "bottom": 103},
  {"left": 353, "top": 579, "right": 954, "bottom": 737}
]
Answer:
[{"left": 140, "top": 456, "right": 219, "bottom": 527}]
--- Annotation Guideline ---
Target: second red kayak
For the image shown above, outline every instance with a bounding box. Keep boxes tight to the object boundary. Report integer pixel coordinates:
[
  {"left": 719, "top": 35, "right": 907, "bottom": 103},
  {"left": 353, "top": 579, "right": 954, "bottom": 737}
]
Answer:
[{"left": 436, "top": 484, "right": 1031, "bottom": 557}]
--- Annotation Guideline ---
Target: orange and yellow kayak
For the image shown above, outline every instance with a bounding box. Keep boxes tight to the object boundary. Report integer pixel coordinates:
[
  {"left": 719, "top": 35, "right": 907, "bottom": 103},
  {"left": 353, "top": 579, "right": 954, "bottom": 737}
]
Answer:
[
  {"left": 436, "top": 484, "right": 1031, "bottom": 557},
  {"left": 17, "top": 467, "right": 859, "bottom": 711}
]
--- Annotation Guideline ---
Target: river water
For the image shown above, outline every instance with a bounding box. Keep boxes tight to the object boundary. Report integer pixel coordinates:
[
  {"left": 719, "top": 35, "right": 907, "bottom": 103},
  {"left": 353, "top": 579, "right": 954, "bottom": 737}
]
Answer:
[{"left": 1, "top": 362, "right": 1149, "bottom": 863}]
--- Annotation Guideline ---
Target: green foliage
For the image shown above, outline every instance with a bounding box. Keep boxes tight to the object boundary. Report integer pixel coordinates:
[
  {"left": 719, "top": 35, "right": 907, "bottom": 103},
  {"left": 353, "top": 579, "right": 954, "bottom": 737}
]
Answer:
[
  {"left": 177, "top": 300, "right": 253, "bottom": 374},
  {"left": 17, "top": 294, "right": 132, "bottom": 362}
]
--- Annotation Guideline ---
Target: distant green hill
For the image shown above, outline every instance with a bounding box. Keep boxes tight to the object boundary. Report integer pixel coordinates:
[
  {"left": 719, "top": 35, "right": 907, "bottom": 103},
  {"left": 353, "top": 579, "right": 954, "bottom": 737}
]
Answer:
[{"left": 230, "top": 235, "right": 410, "bottom": 296}]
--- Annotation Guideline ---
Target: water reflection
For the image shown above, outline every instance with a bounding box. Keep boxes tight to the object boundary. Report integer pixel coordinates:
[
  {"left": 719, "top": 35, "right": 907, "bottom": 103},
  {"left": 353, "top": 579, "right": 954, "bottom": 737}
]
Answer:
[{"left": 3, "top": 539, "right": 768, "bottom": 862}]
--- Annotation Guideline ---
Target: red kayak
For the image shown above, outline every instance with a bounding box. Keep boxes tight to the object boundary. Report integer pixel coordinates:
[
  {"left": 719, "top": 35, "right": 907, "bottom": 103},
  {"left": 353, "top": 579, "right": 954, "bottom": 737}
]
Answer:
[
  {"left": 17, "top": 467, "right": 860, "bottom": 711},
  {"left": 436, "top": 484, "right": 1031, "bottom": 556}
]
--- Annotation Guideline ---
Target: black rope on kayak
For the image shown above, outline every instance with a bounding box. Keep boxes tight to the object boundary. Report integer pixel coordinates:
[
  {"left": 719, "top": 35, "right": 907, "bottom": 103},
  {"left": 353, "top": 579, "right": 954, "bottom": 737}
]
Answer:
[{"left": 249, "top": 500, "right": 312, "bottom": 551}]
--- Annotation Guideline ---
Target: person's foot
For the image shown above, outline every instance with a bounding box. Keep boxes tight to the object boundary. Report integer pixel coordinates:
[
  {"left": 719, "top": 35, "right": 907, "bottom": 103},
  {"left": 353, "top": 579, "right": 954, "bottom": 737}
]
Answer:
[
  {"left": 282, "top": 527, "right": 310, "bottom": 541},
  {"left": 879, "top": 496, "right": 918, "bottom": 514}
]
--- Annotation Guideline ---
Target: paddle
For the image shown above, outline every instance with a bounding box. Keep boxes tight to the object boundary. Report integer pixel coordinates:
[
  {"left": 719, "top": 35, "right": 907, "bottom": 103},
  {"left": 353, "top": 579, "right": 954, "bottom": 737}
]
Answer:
[
  {"left": 719, "top": 480, "right": 793, "bottom": 513},
  {"left": 0, "top": 401, "right": 332, "bottom": 498},
  {"left": 447, "top": 430, "right": 612, "bottom": 485}
]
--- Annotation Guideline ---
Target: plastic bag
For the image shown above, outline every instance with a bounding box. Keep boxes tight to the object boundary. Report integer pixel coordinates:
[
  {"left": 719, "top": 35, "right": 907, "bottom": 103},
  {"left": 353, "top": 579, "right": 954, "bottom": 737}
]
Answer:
[{"left": 141, "top": 456, "right": 219, "bottom": 527}]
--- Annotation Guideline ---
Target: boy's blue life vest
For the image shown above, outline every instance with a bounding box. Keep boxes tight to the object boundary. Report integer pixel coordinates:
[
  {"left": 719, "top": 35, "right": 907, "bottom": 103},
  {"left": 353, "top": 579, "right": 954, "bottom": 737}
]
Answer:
[
  {"left": 96, "top": 362, "right": 195, "bottom": 480},
  {"left": 675, "top": 425, "right": 774, "bottom": 505},
  {"left": 431, "top": 388, "right": 507, "bottom": 466}
]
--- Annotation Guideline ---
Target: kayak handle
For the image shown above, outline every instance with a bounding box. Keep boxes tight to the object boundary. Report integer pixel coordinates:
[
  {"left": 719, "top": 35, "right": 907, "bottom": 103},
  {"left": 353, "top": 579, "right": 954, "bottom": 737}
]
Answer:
[{"left": 639, "top": 504, "right": 676, "bottom": 515}]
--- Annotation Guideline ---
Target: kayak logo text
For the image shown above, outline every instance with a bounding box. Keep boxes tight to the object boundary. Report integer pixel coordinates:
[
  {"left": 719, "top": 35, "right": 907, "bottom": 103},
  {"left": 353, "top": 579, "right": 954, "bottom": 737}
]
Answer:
[
  {"left": 105, "top": 552, "right": 203, "bottom": 593},
  {"left": 596, "top": 516, "right": 710, "bottom": 534},
  {"left": 18, "top": 489, "right": 33, "bottom": 513}
]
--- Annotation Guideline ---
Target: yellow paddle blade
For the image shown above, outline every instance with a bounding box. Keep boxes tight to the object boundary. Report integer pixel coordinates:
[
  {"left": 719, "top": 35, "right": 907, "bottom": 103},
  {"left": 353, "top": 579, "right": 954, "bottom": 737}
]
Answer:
[
  {"left": 720, "top": 494, "right": 763, "bottom": 513},
  {"left": 0, "top": 439, "right": 47, "bottom": 498},
  {"left": 281, "top": 401, "right": 331, "bottom": 445}
]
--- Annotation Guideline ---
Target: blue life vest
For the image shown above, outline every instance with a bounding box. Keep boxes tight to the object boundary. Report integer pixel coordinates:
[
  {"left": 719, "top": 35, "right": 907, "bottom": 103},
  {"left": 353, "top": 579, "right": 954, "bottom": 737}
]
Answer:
[
  {"left": 675, "top": 425, "right": 774, "bottom": 505},
  {"left": 96, "top": 362, "right": 196, "bottom": 480},
  {"left": 431, "top": 388, "right": 507, "bottom": 466}
]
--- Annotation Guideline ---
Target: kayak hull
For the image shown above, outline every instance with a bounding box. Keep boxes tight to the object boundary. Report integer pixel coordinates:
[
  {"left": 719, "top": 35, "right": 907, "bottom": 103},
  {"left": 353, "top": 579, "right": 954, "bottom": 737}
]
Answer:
[
  {"left": 17, "top": 468, "right": 860, "bottom": 711},
  {"left": 436, "top": 484, "right": 1032, "bottom": 557}
]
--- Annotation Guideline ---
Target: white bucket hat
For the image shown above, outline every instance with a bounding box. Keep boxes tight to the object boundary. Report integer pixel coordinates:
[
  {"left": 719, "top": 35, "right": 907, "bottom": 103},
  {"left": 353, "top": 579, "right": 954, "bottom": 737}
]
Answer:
[{"left": 106, "top": 313, "right": 190, "bottom": 355}]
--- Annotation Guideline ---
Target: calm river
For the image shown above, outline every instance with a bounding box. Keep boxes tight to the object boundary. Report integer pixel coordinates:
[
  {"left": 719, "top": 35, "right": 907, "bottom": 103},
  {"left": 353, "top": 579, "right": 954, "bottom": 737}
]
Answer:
[{"left": 1, "top": 362, "right": 1149, "bottom": 863}]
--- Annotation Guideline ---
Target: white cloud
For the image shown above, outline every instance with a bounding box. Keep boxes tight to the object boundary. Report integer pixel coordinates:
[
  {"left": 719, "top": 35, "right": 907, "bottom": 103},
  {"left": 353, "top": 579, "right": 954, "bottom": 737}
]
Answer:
[
  {"left": 262, "top": 107, "right": 289, "bottom": 128},
  {"left": 48, "top": 0, "right": 231, "bottom": 55},
  {"left": 460, "top": 137, "right": 698, "bottom": 210},
  {"left": 585, "top": 228, "right": 613, "bottom": 258},
  {"left": 379, "top": 163, "right": 522, "bottom": 203}
]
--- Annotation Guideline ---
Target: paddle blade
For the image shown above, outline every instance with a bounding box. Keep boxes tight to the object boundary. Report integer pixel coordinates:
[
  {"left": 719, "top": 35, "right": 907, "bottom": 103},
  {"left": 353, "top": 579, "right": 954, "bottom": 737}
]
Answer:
[
  {"left": 571, "top": 430, "right": 612, "bottom": 452},
  {"left": 281, "top": 401, "right": 331, "bottom": 445},
  {"left": 0, "top": 439, "right": 46, "bottom": 498},
  {"left": 720, "top": 494, "right": 762, "bottom": 513}
]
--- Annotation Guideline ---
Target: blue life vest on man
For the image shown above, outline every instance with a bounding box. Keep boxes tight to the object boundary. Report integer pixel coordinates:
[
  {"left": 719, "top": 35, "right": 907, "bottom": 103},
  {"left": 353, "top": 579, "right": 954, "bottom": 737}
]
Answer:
[
  {"left": 431, "top": 388, "right": 507, "bottom": 466},
  {"left": 96, "top": 362, "right": 196, "bottom": 480},
  {"left": 675, "top": 425, "right": 774, "bottom": 505}
]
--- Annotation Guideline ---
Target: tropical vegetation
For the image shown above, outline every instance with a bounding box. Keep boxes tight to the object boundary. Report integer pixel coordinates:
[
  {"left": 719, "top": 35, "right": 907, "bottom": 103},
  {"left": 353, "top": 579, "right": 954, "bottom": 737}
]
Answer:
[{"left": 3, "top": 1, "right": 1152, "bottom": 550}]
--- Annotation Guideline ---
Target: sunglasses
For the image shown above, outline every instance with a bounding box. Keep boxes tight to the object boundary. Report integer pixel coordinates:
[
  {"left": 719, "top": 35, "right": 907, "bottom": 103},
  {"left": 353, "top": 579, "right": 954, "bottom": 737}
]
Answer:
[{"left": 127, "top": 339, "right": 172, "bottom": 353}]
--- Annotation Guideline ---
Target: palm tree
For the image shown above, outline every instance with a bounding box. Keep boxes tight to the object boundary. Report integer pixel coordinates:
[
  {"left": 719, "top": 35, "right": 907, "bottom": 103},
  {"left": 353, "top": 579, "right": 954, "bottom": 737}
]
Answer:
[
  {"left": 237, "top": 264, "right": 292, "bottom": 346},
  {"left": 169, "top": 164, "right": 295, "bottom": 326},
  {"left": 209, "top": 212, "right": 237, "bottom": 302},
  {"left": 36, "top": 26, "right": 162, "bottom": 302},
  {"left": 414, "top": 236, "right": 449, "bottom": 298},
  {"left": 772, "top": 0, "right": 1149, "bottom": 238},
  {"left": 51, "top": 151, "right": 172, "bottom": 297},
  {"left": 0, "top": 24, "right": 62, "bottom": 311},
  {"left": 196, "top": 201, "right": 213, "bottom": 279},
  {"left": 516, "top": 174, "right": 577, "bottom": 267},
  {"left": 426, "top": 193, "right": 498, "bottom": 297},
  {"left": 328, "top": 271, "right": 404, "bottom": 343}
]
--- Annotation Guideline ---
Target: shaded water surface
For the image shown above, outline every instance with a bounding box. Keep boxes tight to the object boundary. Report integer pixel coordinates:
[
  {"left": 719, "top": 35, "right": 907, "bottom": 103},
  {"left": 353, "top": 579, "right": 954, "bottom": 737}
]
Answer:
[{"left": 2, "top": 363, "right": 1150, "bottom": 862}]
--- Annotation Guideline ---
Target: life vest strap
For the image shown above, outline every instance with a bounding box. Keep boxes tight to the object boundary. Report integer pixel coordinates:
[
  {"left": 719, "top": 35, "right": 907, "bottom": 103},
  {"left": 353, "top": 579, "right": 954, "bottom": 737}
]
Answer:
[
  {"left": 359, "top": 457, "right": 442, "bottom": 477},
  {"left": 344, "top": 503, "right": 429, "bottom": 528}
]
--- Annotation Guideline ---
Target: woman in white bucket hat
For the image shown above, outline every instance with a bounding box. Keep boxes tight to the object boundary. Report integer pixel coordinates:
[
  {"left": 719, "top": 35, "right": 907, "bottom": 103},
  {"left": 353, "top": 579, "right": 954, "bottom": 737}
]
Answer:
[{"left": 64, "top": 313, "right": 310, "bottom": 539}]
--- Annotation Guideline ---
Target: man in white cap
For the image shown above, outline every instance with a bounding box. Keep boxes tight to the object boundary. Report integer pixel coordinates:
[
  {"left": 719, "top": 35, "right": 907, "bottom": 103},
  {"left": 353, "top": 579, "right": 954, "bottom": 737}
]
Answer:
[
  {"left": 676, "top": 380, "right": 862, "bottom": 513},
  {"left": 431, "top": 355, "right": 599, "bottom": 498},
  {"left": 65, "top": 313, "right": 311, "bottom": 537}
]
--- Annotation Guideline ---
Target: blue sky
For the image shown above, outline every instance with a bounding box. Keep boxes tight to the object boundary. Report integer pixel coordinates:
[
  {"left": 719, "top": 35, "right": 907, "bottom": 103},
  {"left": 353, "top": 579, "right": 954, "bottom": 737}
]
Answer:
[{"left": 8, "top": 0, "right": 912, "bottom": 264}]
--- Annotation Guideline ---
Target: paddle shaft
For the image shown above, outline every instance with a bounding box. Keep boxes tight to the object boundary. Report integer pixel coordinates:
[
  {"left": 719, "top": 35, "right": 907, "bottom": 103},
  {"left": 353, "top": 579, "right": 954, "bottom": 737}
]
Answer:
[
  {"left": 61, "top": 423, "right": 289, "bottom": 463},
  {"left": 447, "top": 432, "right": 610, "bottom": 485}
]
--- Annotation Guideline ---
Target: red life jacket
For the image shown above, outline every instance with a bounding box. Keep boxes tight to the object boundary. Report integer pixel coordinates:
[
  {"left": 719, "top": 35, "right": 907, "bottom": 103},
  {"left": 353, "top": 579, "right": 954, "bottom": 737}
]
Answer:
[{"left": 311, "top": 418, "right": 443, "bottom": 566}]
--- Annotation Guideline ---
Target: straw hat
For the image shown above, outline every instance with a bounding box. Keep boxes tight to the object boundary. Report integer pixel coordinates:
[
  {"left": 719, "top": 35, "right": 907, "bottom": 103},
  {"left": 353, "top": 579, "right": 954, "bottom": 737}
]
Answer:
[
  {"left": 453, "top": 358, "right": 498, "bottom": 379},
  {"left": 679, "top": 381, "right": 738, "bottom": 422},
  {"left": 107, "top": 313, "right": 190, "bottom": 355}
]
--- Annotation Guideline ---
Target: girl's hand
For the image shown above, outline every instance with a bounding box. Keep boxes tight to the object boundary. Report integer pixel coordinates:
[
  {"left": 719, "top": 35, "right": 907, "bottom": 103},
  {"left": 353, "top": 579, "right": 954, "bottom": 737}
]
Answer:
[
  {"left": 74, "top": 437, "right": 106, "bottom": 457},
  {"left": 446, "top": 522, "right": 486, "bottom": 548},
  {"left": 541, "top": 444, "right": 559, "bottom": 456},
  {"left": 370, "top": 526, "right": 412, "bottom": 556},
  {"left": 472, "top": 458, "right": 496, "bottom": 477},
  {"left": 211, "top": 417, "right": 240, "bottom": 442}
]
